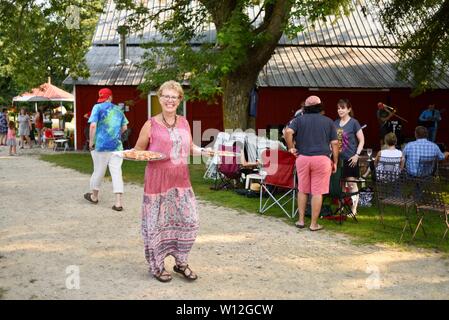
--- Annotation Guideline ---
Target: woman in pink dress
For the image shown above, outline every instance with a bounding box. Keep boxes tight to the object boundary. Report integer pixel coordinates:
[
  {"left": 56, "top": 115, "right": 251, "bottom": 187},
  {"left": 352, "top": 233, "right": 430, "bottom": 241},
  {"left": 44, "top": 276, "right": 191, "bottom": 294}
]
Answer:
[{"left": 134, "top": 80, "right": 211, "bottom": 282}]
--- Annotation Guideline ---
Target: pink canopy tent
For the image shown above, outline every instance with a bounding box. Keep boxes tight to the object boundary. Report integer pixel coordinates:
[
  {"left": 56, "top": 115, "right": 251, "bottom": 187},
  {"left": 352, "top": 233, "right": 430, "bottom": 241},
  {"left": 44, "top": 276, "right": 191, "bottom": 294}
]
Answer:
[{"left": 13, "top": 80, "right": 74, "bottom": 103}]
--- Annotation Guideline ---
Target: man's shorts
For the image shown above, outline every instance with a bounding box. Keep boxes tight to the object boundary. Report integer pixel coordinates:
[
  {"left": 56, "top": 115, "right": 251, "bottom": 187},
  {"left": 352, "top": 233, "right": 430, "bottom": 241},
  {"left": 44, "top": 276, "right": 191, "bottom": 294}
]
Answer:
[{"left": 296, "top": 155, "right": 332, "bottom": 195}]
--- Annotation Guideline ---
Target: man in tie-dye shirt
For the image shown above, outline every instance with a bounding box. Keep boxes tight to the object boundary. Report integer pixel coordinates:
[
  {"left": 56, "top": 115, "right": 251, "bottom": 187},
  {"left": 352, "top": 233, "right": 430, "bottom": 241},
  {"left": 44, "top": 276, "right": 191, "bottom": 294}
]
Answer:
[{"left": 84, "top": 88, "right": 128, "bottom": 211}]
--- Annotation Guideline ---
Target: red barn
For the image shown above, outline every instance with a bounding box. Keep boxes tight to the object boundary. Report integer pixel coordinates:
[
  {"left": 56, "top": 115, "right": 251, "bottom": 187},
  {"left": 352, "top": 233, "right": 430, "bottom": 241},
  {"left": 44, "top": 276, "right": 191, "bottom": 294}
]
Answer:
[{"left": 65, "top": 0, "right": 449, "bottom": 151}]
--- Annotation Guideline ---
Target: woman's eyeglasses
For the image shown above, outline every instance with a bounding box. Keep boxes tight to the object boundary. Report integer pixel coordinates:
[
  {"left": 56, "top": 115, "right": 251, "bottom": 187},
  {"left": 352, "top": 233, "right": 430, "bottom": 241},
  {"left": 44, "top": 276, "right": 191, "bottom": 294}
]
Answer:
[{"left": 160, "top": 95, "right": 180, "bottom": 101}]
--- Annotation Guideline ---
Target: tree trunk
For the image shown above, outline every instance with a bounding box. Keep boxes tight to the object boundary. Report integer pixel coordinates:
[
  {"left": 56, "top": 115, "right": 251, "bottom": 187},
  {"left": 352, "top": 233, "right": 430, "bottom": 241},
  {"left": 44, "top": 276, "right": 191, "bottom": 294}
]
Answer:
[
  {"left": 222, "top": 72, "right": 258, "bottom": 130},
  {"left": 207, "top": 0, "right": 292, "bottom": 130}
]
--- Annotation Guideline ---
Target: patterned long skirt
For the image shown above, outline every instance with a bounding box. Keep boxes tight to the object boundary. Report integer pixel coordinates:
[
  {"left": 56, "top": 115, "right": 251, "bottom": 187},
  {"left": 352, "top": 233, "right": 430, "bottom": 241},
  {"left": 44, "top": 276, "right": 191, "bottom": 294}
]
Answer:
[{"left": 141, "top": 186, "right": 198, "bottom": 275}]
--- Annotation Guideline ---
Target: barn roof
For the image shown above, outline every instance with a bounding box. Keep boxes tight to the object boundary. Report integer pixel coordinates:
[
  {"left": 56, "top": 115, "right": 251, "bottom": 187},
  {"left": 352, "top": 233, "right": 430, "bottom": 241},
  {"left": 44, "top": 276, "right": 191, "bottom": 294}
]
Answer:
[
  {"left": 260, "top": 46, "right": 449, "bottom": 88},
  {"left": 91, "top": 0, "right": 400, "bottom": 47},
  {"left": 66, "top": 46, "right": 145, "bottom": 86},
  {"left": 65, "top": 0, "right": 449, "bottom": 89}
]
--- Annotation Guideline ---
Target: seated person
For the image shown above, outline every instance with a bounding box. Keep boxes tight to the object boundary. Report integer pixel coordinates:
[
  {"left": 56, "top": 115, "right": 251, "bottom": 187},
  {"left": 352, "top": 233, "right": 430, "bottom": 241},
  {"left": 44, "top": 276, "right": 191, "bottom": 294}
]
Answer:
[
  {"left": 374, "top": 132, "right": 404, "bottom": 172},
  {"left": 403, "top": 126, "right": 449, "bottom": 177},
  {"left": 239, "top": 147, "right": 259, "bottom": 177},
  {"left": 42, "top": 127, "right": 54, "bottom": 148},
  {"left": 222, "top": 141, "right": 260, "bottom": 189}
]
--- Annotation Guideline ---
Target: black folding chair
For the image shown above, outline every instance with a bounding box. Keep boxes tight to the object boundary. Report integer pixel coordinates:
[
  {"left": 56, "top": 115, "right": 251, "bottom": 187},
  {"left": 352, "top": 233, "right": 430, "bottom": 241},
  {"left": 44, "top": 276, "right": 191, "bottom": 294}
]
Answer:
[
  {"left": 438, "top": 163, "right": 449, "bottom": 182},
  {"left": 328, "top": 166, "right": 360, "bottom": 224},
  {"left": 374, "top": 167, "right": 415, "bottom": 241},
  {"left": 375, "top": 156, "right": 402, "bottom": 181},
  {"left": 410, "top": 176, "right": 449, "bottom": 241}
]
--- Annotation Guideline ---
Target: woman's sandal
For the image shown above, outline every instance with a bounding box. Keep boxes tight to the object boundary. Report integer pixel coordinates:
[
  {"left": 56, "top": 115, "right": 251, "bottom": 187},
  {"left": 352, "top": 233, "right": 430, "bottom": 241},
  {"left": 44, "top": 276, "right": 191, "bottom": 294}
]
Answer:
[
  {"left": 173, "top": 264, "right": 198, "bottom": 281},
  {"left": 84, "top": 193, "right": 98, "bottom": 204},
  {"left": 154, "top": 269, "right": 172, "bottom": 283}
]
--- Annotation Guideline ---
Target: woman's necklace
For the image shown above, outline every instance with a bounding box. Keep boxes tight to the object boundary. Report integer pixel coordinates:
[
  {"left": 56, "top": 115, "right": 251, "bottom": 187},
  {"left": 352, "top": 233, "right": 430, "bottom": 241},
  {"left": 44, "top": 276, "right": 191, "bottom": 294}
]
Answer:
[{"left": 162, "top": 114, "right": 177, "bottom": 129}]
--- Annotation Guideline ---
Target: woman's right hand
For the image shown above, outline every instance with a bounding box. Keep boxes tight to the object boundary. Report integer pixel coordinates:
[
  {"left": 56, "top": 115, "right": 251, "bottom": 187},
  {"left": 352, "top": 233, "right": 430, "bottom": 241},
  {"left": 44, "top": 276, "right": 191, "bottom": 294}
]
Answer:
[
  {"left": 288, "top": 148, "right": 297, "bottom": 156},
  {"left": 348, "top": 155, "right": 359, "bottom": 167}
]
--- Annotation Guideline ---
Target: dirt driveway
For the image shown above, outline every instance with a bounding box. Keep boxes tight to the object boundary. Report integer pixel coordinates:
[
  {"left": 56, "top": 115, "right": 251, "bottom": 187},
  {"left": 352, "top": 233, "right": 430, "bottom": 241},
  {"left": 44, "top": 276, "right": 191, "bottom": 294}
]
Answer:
[{"left": 1, "top": 148, "right": 448, "bottom": 299}]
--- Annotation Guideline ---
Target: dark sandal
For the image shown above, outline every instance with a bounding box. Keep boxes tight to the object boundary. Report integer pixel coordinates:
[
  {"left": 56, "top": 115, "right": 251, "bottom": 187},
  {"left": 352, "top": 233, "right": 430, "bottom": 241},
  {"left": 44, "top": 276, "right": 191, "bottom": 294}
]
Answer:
[
  {"left": 84, "top": 193, "right": 98, "bottom": 204},
  {"left": 173, "top": 264, "right": 198, "bottom": 281},
  {"left": 112, "top": 205, "right": 123, "bottom": 211},
  {"left": 295, "top": 222, "right": 305, "bottom": 229},
  {"left": 154, "top": 269, "right": 172, "bottom": 283}
]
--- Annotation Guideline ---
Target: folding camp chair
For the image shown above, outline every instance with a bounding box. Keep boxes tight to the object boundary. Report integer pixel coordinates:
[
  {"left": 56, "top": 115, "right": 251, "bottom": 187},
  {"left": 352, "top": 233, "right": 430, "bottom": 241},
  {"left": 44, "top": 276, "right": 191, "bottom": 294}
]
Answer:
[
  {"left": 211, "top": 143, "right": 242, "bottom": 190},
  {"left": 245, "top": 133, "right": 259, "bottom": 163},
  {"left": 230, "top": 131, "right": 246, "bottom": 149},
  {"left": 328, "top": 165, "right": 360, "bottom": 224},
  {"left": 204, "top": 132, "right": 230, "bottom": 180},
  {"left": 259, "top": 149, "right": 297, "bottom": 219}
]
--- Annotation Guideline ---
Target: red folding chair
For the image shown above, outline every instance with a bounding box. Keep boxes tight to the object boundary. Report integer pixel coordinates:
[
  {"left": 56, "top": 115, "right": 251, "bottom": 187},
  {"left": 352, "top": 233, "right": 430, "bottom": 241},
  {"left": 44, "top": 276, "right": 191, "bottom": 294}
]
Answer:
[
  {"left": 211, "top": 143, "right": 242, "bottom": 190},
  {"left": 259, "top": 149, "right": 297, "bottom": 218}
]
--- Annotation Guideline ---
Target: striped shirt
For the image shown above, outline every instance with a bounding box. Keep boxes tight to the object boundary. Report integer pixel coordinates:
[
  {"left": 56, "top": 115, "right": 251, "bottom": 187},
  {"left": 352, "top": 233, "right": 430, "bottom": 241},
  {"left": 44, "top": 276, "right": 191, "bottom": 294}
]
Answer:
[{"left": 403, "top": 139, "right": 444, "bottom": 176}]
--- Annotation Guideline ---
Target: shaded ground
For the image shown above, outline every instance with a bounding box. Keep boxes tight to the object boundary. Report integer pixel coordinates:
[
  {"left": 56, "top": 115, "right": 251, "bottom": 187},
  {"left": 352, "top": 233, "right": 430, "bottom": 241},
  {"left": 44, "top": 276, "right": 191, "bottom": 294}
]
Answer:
[{"left": 1, "top": 147, "right": 448, "bottom": 299}]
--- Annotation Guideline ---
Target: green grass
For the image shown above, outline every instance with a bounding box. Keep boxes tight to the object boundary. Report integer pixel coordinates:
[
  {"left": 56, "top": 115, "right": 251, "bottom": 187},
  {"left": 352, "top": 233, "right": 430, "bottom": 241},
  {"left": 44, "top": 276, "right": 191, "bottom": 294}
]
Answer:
[
  {"left": 0, "top": 287, "right": 7, "bottom": 299},
  {"left": 40, "top": 153, "right": 449, "bottom": 253}
]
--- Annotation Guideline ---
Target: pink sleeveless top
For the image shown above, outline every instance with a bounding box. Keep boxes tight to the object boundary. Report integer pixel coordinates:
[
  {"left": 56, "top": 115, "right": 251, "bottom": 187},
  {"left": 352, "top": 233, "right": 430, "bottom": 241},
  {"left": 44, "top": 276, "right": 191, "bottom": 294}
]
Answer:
[
  {"left": 7, "top": 128, "right": 16, "bottom": 140},
  {"left": 143, "top": 116, "right": 193, "bottom": 194}
]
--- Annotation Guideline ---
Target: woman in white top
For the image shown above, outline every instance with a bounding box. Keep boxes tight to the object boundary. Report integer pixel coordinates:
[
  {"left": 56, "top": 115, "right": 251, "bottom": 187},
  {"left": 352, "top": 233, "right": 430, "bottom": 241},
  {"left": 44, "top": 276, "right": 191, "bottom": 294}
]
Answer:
[
  {"left": 374, "top": 132, "right": 404, "bottom": 172},
  {"left": 17, "top": 108, "right": 32, "bottom": 149}
]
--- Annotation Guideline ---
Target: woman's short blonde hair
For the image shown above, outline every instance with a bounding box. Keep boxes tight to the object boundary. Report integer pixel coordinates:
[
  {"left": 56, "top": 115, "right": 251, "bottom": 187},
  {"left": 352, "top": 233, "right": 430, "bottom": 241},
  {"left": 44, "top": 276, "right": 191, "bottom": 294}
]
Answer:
[
  {"left": 384, "top": 132, "right": 397, "bottom": 146},
  {"left": 157, "top": 80, "right": 184, "bottom": 100}
]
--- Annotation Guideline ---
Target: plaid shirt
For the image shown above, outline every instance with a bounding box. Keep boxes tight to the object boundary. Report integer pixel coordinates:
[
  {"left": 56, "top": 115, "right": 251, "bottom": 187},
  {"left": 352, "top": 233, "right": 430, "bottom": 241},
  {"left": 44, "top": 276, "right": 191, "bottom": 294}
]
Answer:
[{"left": 403, "top": 139, "right": 444, "bottom": 176}]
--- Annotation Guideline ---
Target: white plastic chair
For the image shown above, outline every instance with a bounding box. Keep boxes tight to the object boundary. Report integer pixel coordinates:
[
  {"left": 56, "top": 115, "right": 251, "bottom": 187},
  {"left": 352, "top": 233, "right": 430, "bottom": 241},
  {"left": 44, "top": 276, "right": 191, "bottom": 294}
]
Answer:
[{"left": 53, "top": 130, "right": 68, "bottom": 151}]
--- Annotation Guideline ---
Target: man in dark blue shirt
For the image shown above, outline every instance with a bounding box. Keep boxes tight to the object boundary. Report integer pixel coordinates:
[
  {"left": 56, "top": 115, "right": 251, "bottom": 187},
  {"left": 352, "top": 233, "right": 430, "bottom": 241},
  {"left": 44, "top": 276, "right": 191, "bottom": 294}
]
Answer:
[
  {"left": 418, "top": 104, "right": 442, "bottom": 142},
  {"left": 284, "top": 96, "right": 339, "bottom": 232}
]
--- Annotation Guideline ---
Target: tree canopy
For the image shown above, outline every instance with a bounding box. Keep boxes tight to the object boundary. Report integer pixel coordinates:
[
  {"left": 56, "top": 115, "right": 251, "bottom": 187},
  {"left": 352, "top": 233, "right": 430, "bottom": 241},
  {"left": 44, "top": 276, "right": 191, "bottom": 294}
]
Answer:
[
  {"left": 115, "top": 0, "right": 352, "bottom": 128},
  {"left": 0, "top": 0, "right": 103, "bottom": 105},
  {"left": 380, "top": 0, "right": 449, "bottom": 94}
]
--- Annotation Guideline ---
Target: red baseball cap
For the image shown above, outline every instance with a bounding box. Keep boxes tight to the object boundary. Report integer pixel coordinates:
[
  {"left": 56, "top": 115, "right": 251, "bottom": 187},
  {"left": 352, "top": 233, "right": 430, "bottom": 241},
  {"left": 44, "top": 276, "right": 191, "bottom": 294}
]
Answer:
[{"left": 97, "top": 88, "right": 113, "bottom": 103}]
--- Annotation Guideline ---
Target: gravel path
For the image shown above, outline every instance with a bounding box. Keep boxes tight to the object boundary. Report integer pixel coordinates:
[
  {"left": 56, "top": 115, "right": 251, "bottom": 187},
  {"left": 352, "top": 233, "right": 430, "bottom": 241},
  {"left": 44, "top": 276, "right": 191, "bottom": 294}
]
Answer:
[{"left": 1, "top": 147, "right": 448, "bottom": 299}]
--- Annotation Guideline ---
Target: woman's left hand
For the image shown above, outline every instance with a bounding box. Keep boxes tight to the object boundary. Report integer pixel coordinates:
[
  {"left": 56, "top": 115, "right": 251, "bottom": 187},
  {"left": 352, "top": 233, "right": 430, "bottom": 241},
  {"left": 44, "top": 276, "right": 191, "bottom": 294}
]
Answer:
[{"left": 348, "top": 155, "right": 359, "bottom": 167}]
